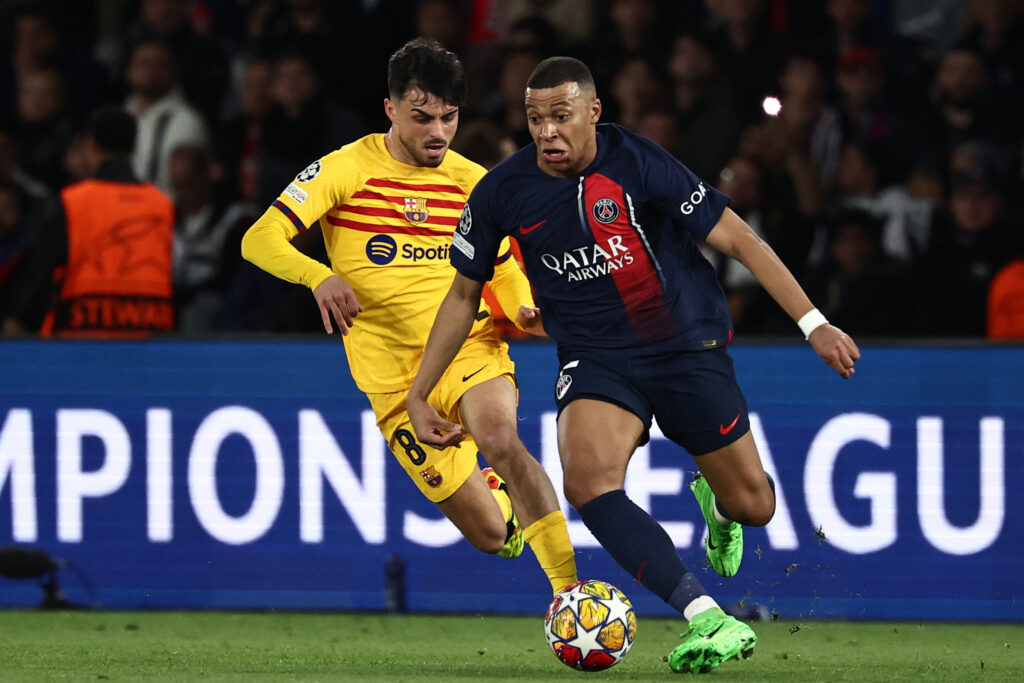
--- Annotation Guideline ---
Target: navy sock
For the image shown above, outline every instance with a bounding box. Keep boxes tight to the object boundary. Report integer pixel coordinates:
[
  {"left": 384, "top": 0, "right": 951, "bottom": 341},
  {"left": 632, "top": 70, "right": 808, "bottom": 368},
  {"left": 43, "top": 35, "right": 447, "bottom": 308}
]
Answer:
[
  {"left": 666, "top": 570, "right": 712, "bottom": 617},
  {"left": 578, "top": 489, "right": 700, "bottom": 604}
]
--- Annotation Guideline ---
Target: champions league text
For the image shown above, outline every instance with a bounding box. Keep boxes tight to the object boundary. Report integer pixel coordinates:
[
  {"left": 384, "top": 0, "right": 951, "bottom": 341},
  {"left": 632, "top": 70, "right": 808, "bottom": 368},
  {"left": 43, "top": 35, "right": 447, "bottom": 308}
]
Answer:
[{"left": 0, "top": 341, "right": 1019, "bottom": 619}]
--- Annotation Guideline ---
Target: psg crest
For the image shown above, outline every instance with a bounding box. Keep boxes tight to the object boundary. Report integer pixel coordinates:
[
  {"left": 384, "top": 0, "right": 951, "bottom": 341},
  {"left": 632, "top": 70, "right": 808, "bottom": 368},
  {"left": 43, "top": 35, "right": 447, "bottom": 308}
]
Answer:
[
  {"left": 556, "top": 373, "right": 573, "bottom": 400},
  {"left": 592, "top": 198, "right": 620, "bottom": 223},
  {"left": 404, "top": 197, "right": 429, "bottom": 223}
]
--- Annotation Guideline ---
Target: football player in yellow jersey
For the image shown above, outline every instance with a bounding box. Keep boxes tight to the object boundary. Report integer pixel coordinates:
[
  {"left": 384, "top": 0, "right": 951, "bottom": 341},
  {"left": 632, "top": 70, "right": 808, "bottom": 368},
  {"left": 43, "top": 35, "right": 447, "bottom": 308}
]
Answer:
[{"left": 241, "top": 38, "right": 577, "bottom": 597}]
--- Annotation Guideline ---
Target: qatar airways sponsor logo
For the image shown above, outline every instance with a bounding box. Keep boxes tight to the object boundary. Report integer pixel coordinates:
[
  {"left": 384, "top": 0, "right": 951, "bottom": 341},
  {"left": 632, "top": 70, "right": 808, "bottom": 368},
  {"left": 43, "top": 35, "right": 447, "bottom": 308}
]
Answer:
[{"left": 540, "top": 235, "right": 635, "bottom": 282}]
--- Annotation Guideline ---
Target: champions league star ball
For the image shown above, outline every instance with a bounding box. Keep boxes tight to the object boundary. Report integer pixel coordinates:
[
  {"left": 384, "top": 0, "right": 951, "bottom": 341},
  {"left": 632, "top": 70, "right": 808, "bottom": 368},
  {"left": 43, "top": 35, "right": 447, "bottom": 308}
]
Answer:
[{"left": 544, "top": 579, "right": 637, "bottom": 671}]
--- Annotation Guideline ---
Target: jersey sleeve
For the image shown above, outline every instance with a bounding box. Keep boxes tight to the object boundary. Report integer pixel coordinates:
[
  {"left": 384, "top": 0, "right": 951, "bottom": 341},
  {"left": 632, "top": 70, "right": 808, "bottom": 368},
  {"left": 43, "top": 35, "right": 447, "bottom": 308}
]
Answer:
[
  {"left": 486, "top": 237, "right": 535, "bottom": 329},
  {"left": 239, "top": 151, "right": 355, "bottom": 290},
  {"left": 272, "top": 152, "right": 354, "bottom": 231},
  {"left": 240, "top": 207, "right": 335, "bottom": 290},
  {"left": 449, "top": 181, "right": 504, "bottom": 283},
  {"left": 639, "top": 138, "right": 730, "bottom": 241}
]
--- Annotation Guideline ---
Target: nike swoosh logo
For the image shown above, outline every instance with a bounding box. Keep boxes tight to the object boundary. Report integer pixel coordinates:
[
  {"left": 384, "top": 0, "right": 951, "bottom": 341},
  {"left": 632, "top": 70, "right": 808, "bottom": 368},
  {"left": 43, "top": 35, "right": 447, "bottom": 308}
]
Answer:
[
  {"left": 462, "top": 366, "right": 486, "bottom": 382},
  {"left": 519, "top": 220, "right": 546, "bottom": 234},
  {"left": 719, "top": 414, "right": 740, "bottom": 435},
  {"left": 701, "top": 623, "right": 725, "bottom": 640}
]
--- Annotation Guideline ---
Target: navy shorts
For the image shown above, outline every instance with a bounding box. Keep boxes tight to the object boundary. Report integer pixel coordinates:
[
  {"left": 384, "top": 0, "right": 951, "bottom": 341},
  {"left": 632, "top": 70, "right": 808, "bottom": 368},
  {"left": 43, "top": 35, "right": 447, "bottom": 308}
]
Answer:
[{"left": 553, "top": 347, "right": 750, "bottom": 456}]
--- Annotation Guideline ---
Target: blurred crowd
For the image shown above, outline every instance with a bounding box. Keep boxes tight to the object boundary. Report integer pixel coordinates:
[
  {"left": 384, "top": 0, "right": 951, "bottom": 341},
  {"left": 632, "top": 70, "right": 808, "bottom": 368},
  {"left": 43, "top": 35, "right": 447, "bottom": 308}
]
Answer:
[{"left": 0, "top": 0, "right": 1021, "bottom": 339}]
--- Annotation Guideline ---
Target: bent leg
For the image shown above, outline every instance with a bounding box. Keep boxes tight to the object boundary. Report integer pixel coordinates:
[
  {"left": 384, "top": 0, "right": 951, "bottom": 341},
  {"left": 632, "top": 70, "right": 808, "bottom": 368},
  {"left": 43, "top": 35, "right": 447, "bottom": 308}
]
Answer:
[
  {"left": 460, "top": 376, "right": 577, "bottom": 593},
  {"left": 557, "top": 399, "right": 641, "bottom": 507},
  {"left": 366, "top": 389, "right": 509, "bottom": 555},
  {"left": 692, "top": 430, "right": 775, "bottom": 527},
  {"left": 560, "top": 399, "right": 716, "bottom": 615},
  {"left": 436, "top": 465, "right": 510, "bottom": 555},
  {"left": 459, "top": 375, "right": 559, "bottom": 528}
]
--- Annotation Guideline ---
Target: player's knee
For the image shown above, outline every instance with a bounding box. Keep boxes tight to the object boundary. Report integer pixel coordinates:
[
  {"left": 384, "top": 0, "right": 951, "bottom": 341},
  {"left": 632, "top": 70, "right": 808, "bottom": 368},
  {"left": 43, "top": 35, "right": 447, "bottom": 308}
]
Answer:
[
  {"left": 728, "top": 489, "right": 775, "bottom": 527},
  {"left": 473, "top": 426, "right": 523, "bottom": 467},
  {"left": 464, "top": 519, "right": 510, "bottom": 555},
  {"left": 562, "top": 477, "right": 602, "bottom": 511}
]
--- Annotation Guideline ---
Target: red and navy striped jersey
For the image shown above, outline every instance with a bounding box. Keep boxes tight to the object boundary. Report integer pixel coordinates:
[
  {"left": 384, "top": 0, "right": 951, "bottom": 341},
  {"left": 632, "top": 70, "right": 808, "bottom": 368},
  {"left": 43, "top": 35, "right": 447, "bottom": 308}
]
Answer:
[{"left": 452, "top": 123, "right": 733, "bottom": 352}]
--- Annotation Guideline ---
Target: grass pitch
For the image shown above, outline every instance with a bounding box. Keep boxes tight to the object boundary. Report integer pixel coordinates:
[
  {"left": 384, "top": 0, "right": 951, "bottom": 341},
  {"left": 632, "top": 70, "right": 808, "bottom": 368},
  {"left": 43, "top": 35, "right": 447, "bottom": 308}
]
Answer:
[{"left": 0, "top": 610, "right": 1021, "bottom": 681}]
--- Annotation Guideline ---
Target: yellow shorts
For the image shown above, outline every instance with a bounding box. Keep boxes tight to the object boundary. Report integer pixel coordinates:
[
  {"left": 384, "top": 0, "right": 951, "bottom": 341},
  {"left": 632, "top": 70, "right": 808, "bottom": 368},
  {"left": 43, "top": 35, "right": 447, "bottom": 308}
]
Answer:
[{"left": 366, "top": 335, "right": 517, "bottom": 503}]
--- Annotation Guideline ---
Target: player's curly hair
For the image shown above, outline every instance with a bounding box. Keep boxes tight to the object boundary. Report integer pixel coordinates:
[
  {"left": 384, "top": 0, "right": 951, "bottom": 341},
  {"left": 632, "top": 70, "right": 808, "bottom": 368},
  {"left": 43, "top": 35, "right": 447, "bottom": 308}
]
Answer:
[{"left": 387, "top": 38, "right": 466, "bottom": 107}]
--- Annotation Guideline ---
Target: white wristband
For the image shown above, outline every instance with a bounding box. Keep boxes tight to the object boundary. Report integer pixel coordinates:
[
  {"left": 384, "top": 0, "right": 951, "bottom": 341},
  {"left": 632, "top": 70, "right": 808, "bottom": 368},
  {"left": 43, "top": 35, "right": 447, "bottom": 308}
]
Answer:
[{"left": 797, "top": 308, "right": 828, "bottom": 340}]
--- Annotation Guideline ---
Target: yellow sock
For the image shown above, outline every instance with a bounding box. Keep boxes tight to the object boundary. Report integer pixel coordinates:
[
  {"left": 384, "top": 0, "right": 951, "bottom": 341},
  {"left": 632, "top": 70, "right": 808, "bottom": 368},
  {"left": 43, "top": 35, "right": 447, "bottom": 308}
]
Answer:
[
  {"left": 489, "top": 484, "right": 514, "bottom": 526},
  {"left": 523, "top": 510, "right": 578, "bottom": 596}
]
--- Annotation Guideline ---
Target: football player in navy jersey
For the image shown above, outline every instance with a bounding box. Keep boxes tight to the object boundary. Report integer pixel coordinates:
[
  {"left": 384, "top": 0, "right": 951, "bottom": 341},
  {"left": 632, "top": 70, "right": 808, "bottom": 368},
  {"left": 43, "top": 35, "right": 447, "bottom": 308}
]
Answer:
[{"left": 408, "top": 56, "right": 860, "bottom": 674}]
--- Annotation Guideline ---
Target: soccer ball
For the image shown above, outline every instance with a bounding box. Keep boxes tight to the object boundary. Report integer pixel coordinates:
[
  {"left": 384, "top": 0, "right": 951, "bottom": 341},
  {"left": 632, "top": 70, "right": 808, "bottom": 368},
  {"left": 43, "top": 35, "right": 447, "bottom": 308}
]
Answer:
[{"left": 543, "top": 579, "right": 637, "bottom": 671}]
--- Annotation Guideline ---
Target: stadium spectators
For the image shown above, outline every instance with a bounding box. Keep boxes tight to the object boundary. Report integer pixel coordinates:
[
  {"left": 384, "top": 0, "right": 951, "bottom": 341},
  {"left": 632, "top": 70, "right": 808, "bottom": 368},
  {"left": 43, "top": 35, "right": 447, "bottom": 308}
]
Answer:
[
  {"left": 169, "top": 144, "right": 257, "bottom": 333},
  {"left": 216, "top": 55, "right": 273, "bottom": 205},
  {"left": 0, "top": 0, "right": 1019, "bottom": 340},
  {"left": 0, "top": 179, "right": 34, "bottom": 330},
  {"left": 988, "top": 258, "right": 1024, "bottom": 339},
  {"left": 123, "top": 37, "right": 209, "bottom": 196},
  {"left": 704, "top": 0, "right": 785, "bottom": 123},
  {"left": 125, "top": 0, "right": 231, "bottom": 126},
  {"left": 829, "top": 140, "right": 935, "bottom": 262},
  {"left": 0, "top": 105, "right": 176, "bottom": 338},
  {"left": 606, "top": 55, "right": 669, "bottom": 134},
  {"left": 10, "top": 67, "right": 73, "bottom": 193},
  {"left": 710, "top": 153, "right": 816, "bottom": 333},
  {"left": 667, "top": 31, "right": 744, "bottom": 183},
  {"left": 912, "top": 141, "right": 1019, "bottom": 337},
  {"left": 256, "top": 45, "right": 366, "bottom": 208},
  {"left": 800, "top": 207, "right": 913, "bottom": 336}
]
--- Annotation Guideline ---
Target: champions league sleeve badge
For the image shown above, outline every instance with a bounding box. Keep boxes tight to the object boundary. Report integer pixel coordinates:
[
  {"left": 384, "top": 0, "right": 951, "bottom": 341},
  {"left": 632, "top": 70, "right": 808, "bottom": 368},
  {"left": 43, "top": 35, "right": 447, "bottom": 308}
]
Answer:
[
  {"left": 458, "top": 204, "right": 472, "bottom": 234},
  {"left": 452, "top": 204, "right": 476, "bottom": 259},
  {"left": 295, "top": 160, "right": 322, "bottom": 183}
]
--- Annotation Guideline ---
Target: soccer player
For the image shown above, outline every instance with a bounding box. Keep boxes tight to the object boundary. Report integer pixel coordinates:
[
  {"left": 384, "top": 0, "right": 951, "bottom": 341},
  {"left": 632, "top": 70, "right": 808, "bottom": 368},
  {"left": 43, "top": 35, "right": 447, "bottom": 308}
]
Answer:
[
  {"left": 407, "top": 57, "right": 860, "bottom": 673},
  {"left": 241, "top": 39, "right": 577, "bottom": 598}
]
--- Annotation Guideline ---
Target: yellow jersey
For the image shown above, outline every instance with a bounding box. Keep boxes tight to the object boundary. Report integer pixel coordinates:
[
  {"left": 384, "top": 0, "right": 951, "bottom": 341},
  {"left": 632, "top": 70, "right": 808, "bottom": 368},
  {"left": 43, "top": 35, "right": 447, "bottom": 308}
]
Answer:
[{"left": 241, "top": 133, "right": 533, "bottom": 392}]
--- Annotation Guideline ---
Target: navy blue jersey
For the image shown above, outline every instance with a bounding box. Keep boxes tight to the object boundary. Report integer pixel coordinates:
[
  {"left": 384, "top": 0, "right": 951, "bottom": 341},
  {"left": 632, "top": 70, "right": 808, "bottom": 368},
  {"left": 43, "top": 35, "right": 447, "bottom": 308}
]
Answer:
[{"left": 451, "top": 124, "right": 733, "bottom": 353}]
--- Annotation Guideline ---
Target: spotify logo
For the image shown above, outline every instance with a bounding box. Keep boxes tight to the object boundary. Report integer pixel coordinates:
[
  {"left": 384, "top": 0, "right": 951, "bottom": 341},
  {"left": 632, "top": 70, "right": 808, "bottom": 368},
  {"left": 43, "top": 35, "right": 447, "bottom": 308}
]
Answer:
[{"left": 366, "top": 235, "right": 398, "bottom": 264}]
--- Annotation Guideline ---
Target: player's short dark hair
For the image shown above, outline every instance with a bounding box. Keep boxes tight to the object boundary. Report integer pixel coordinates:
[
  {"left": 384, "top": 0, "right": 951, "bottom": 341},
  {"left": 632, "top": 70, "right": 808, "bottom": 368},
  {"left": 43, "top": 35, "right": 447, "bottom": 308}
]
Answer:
[
  {"left": 526, "top": 57, "right": 595, "bottom": 93},
  {"left": 86, "top": 105, "right": 137, "bottom": 156},
  {"left": 387, "top": 38, "right": 466, "bottom": 106}
]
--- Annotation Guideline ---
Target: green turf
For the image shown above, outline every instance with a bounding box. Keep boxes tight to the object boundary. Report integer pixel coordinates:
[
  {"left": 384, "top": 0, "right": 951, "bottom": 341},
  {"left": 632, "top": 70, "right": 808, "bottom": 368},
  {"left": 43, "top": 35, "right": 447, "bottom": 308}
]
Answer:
[{"left": 0, "top": 610, "right": 1021, "bottom": 681}]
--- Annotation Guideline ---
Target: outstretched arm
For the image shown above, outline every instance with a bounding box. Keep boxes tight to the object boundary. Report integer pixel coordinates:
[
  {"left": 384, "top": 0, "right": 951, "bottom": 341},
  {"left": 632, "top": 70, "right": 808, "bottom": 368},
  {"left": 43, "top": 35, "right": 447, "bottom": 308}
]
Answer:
[
  {"left": 241, "top": 209, "right": 362, "bottom": 334},
  {"left": 705, "top": 208, "right": 861, "bottom": 378},
  {"left": 407, "top": 272, "right": 485, "bottom": 446}
]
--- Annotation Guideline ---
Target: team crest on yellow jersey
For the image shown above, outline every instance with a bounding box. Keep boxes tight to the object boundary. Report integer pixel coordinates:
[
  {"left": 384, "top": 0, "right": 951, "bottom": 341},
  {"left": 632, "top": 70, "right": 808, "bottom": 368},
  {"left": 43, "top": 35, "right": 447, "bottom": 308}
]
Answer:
[
  {"left": 419, "top": 466, "right": 443, "bottom": 487},
  {"left": 404, "top": 197, "right": 429, "bottom": 223}
]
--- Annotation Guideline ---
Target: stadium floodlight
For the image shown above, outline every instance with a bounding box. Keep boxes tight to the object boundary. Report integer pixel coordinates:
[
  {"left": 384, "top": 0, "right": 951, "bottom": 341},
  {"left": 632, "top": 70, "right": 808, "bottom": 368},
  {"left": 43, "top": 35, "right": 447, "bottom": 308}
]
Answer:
[{"left": 0, "top": 545, "right": 80, "bottom": 609}]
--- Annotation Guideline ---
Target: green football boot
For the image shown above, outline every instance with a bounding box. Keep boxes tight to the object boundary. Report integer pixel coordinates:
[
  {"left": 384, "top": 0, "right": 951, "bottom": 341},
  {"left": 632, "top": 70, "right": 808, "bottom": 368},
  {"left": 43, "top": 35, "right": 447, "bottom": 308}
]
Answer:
[
  {"left": 668, "top": 607, "right": 757, "bottom": 674},
  {"left": 690, "top": 473, "right": 743, "bottom": 577},
  {"left": 482, "top": 467, "right": 524, "bottom": 559}
]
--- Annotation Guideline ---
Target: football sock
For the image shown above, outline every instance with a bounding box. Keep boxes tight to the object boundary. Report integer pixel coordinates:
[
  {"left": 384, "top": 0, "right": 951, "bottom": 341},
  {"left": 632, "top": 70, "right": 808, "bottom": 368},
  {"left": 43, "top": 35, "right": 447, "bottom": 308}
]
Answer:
[
  {"left": 673, "top": 575, "right": 719, "bottom": 620},
  {"left": 578, "top": 489, "right": 702, "bottom": 605},
  {"left": 488, "top": 481, "right": 514, "bottom": 528},
  {"left": 523, "top": 510, "right": 578, "bottom": 595},
  {"left": 711, "top": 471, "right": 776, "bottom": 527}
]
